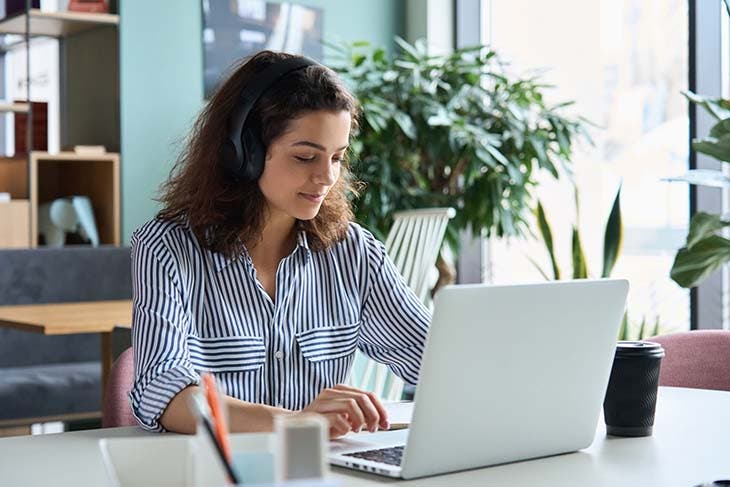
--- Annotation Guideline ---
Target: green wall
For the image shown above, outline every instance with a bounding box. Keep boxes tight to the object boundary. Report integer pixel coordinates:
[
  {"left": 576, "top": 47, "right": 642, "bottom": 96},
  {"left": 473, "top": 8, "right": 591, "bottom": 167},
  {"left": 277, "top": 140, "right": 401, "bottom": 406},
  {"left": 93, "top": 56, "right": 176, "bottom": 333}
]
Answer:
[{"left": 120, "top": 0, "right": 404, "bottom": 244}]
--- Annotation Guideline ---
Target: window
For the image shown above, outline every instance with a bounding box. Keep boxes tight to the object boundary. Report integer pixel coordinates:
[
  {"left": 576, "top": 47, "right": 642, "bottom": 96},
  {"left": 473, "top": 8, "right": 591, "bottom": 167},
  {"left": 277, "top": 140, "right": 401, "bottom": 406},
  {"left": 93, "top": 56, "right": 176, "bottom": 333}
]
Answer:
[{"left": 482, "top": 0, "right": 690, "bottom": 336}]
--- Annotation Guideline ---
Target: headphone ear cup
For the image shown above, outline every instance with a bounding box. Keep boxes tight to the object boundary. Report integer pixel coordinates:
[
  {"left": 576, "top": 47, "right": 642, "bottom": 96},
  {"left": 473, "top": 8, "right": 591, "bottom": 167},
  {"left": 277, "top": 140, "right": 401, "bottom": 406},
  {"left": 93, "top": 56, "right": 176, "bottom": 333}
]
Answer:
[
  {"left": 241, "top": 128, "right": 266, "bottom": 180},
  {"left": 220, "top": 139, "right": 241, "bottom": 178}
]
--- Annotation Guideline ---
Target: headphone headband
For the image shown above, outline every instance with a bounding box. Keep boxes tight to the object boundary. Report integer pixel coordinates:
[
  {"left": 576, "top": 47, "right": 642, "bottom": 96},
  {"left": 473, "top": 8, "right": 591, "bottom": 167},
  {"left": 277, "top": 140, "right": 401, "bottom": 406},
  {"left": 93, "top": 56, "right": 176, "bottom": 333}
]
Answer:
[
  {"left": 235, "top": 57, "right": 317, "bottom": 132},
  {"left": 222, "top": 56, "right": 320, "bottom": 182}
]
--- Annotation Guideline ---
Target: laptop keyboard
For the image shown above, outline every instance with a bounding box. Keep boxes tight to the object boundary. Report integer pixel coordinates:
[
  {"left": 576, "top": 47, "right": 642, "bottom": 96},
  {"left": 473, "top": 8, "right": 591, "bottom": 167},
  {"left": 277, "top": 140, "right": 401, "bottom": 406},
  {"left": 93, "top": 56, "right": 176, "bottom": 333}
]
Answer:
[{"left": 343, "top": 445, "right": 405, "bottom": 466}]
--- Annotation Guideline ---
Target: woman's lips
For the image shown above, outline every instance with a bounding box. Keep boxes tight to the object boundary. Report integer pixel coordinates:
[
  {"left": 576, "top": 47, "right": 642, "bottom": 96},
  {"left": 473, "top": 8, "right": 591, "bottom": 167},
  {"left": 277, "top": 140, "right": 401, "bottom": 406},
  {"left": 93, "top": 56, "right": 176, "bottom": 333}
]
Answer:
[{"left": 299, "top": 192, "right": 324, "bottom": 203}]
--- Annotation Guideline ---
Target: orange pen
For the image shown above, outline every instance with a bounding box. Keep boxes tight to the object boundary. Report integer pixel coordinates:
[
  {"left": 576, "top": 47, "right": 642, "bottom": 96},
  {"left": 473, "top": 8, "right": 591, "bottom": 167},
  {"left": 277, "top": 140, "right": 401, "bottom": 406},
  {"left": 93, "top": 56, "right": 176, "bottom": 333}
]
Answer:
[{"left": 202, "top": 373, "right": 233, "bottom": 462}]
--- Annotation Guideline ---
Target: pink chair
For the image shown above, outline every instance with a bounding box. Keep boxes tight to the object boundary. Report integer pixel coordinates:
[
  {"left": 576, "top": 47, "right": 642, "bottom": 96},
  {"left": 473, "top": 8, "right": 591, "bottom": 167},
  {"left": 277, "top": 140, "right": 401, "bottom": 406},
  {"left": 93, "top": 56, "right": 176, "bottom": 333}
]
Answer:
[
  {"left": 649, "top": 330, "right": 730, "bottom": 391},
  {"left": 102, "top": 347, "right": 137, "bottom": 427}
]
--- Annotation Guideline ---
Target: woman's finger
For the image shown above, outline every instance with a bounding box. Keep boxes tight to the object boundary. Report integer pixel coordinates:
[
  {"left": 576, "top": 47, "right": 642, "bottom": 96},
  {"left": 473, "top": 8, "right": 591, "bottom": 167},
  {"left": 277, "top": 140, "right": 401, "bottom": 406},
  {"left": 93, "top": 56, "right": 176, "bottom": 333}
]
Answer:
[
  {"left": 337, "top": 397, "right": 367, "bottom": 431},
  {"left": 325, "top": 413, "right": 351, "bottom": 439},
  {"left": 333, "top": 384, "right": 389, "bottom": 430},
  {"left": 307, "top": 397, "right": 367, "bottom": 432}
]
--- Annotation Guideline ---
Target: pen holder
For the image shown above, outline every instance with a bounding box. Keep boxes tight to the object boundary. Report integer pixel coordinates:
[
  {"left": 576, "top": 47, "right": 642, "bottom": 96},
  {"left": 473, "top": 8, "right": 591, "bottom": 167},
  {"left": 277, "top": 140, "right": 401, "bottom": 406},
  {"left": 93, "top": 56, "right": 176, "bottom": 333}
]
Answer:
[
  {"left": 99, "top": 433, "right": 276, "bottom": 487},
  {"left": 100, "top": 436, "right": 196, "bottom": 487}
]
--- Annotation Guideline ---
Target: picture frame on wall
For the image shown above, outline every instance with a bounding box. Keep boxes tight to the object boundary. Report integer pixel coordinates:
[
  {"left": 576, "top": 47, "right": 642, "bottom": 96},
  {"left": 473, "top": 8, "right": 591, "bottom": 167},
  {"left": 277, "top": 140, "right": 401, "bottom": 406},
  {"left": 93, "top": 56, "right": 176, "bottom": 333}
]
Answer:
[{"left": 202, "top": 0, "right": 324, "bottom": 99}]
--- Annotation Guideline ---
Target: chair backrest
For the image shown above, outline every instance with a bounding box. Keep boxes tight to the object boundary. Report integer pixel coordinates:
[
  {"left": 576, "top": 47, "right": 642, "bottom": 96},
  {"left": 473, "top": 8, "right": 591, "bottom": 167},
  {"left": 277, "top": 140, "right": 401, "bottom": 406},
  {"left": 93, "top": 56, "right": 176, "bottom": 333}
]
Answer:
[
  {"left": 102, "top": 347, "right": 137, "bottom": 427},
  {"left": 351, "top": 208, "right": 455, "bottom": 401},
  {"left": 384, "top": 208, "right": 456, "bottom": 303},
  {"left": 649, "top": 330, "right": 730, "bottom": 391}
]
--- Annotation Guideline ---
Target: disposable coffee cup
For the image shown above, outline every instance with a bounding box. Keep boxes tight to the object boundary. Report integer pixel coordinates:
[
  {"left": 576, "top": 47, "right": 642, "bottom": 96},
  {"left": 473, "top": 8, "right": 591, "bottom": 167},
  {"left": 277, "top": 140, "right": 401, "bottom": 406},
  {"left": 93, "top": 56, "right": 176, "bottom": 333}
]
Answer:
[{"left": 603, "top": 340, "right": 665, "bottom": 437}]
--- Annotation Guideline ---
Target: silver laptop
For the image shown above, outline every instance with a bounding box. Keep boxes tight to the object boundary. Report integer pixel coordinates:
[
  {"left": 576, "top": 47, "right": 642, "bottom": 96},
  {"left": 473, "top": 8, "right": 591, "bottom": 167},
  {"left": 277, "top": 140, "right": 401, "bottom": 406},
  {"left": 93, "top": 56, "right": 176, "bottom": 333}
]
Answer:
[{"left": 329, "top": 279, "right": 629, "bottom": 479}]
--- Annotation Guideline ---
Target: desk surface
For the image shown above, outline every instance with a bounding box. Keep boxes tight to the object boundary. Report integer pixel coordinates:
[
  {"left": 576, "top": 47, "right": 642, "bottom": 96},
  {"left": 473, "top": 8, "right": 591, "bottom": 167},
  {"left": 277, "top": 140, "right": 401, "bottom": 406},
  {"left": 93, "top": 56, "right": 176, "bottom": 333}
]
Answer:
[
  {"left": 0, "top": 299, "right": 132, "bottom": 334},
  {"left": 0, "top": 387, "right": 728, "bottom": 486}
]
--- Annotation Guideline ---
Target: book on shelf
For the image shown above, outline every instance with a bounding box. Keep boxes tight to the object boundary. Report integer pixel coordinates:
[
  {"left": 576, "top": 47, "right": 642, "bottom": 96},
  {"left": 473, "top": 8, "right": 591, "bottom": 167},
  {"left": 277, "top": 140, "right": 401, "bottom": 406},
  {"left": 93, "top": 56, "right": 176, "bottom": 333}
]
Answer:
[
  {"left": 14, "top": 101, "right": 48, "bottom": 155},
  {"left": 73, "top": 145, "right": 107, "bottom": 155}
]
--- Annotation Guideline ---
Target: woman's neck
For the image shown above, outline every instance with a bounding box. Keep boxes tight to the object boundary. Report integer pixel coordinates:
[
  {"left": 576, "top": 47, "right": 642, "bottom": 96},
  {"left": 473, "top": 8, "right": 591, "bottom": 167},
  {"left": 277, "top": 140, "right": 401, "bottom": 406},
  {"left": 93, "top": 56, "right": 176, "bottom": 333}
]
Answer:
[{"left": 247, "top": 209, "right": 297, "bottom": 263}]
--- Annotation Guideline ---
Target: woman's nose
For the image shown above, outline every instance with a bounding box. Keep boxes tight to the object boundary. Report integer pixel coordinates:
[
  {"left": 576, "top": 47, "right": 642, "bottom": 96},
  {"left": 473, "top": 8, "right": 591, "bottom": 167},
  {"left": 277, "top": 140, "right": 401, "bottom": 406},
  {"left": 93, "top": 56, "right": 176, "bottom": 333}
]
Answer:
[{"left": 313, "top": 160, "right": 337, "bottom": 185}]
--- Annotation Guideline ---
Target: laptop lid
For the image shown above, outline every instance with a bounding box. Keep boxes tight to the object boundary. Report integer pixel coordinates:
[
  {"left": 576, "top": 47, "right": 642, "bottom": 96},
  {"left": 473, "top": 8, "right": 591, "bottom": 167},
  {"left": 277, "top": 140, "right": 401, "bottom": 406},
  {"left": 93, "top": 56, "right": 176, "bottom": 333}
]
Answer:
[{"left": 400, "top": 279, "right": 628, "bottom": 479}]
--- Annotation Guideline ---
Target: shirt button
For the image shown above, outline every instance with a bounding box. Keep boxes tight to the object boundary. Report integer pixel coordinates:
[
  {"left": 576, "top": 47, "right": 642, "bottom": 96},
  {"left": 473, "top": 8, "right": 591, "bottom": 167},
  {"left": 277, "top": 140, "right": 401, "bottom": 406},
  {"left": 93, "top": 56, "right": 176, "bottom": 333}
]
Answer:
[{"left": 274, "top": 351, "right": 283, "bottom": 360}]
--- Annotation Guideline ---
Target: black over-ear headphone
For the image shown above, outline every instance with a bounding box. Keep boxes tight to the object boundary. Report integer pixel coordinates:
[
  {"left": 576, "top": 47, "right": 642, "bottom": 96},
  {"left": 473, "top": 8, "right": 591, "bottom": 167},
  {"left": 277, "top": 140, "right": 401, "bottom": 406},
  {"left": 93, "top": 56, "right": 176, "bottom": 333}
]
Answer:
[{"left": 220, "top": 56, "right": 318, "bottom": 181}]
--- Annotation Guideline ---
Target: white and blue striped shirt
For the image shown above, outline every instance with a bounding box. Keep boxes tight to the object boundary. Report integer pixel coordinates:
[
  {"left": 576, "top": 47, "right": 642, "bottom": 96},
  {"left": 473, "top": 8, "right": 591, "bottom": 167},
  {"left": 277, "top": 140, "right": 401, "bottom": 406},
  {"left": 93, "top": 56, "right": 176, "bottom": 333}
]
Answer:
[{"left": 129, "top": 218, "right": 431, "bottom": 431}]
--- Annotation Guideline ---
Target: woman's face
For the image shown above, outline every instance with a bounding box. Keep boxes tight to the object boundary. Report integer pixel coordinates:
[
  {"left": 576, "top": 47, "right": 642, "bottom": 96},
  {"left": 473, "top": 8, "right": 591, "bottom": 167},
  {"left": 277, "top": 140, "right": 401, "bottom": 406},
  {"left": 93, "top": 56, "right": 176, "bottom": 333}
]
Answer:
[{"left": 259, "top": 109, "right": 351, "bottom": 222}]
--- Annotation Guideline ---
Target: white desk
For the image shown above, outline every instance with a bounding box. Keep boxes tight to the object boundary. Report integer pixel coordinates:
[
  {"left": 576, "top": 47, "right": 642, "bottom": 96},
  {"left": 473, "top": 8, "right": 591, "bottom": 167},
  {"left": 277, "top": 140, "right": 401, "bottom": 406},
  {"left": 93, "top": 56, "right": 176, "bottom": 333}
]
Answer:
[{"left": 0, "top": 387, "right": 728, "bottom": 486}]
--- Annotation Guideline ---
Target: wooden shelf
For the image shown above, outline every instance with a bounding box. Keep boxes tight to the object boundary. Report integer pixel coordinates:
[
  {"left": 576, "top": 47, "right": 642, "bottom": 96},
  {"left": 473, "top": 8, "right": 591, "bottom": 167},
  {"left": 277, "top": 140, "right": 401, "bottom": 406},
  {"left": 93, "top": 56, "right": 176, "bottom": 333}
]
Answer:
[
  {"left": 31, "top": 150, "right": 118, "bottom": 162},
  {"left": 0, "top": 199, "right": 30, "bottom": 248},
  {"left": 0, "top": 156, "right": 28, "bottom": 199},
  {"left": 30, "top": 151, "right": 120, "bottom": 247},
  {"left": 0, "top": 102, "right": 28, "bottom": 113},
  {"left": 0, "top": 9, "right": 118, "bottom": 37}
]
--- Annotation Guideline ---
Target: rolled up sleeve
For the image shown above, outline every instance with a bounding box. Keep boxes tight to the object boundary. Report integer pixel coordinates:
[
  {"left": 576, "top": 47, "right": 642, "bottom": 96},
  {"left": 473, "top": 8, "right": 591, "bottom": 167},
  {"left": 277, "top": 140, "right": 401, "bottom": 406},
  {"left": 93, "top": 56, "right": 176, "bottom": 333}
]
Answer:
[
  {"left": 358, "top": 231, "right": 431, "bottom": 386},
  {"left": 128, "top": 235, "right": 199, "bottom": 432}
]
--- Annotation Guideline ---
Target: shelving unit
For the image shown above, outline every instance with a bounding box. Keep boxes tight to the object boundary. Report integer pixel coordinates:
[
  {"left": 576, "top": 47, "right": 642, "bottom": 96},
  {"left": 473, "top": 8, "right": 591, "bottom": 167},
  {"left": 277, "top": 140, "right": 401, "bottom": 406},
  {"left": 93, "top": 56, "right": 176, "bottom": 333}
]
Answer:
[
  {"left": 0, "top": 6, "right": 119, "bottom": 249},
  {"left": 0, "top": 9, "right": 118, "bottom": 37}
]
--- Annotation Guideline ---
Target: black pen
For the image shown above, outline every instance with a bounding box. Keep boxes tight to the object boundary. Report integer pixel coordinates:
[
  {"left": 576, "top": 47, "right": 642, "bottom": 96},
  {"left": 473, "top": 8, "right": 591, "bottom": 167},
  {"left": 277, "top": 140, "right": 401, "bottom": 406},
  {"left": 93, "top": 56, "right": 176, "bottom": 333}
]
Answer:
[{"left": 190, "top": 393, "right": 241, "bottom": 485}]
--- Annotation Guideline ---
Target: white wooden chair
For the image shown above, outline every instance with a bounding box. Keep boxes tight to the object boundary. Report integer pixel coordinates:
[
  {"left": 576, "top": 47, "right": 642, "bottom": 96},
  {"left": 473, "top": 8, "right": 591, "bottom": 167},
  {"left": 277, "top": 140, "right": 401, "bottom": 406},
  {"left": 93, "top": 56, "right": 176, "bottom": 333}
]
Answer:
[{"left": 350, "top": 207, "right": 456, "bottom": 401}]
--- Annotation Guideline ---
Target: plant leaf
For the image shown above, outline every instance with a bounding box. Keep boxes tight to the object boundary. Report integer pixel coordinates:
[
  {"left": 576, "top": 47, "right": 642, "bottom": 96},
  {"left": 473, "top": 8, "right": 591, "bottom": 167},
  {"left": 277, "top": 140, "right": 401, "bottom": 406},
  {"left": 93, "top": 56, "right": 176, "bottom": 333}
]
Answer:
[
  {"left": 670, "top": 234, "right": 730, "bottom": 288},
  {"left": 709, "top": 118, "right": 730, "bottom": 138},
  {"left": 394, "top": 36, "right": 420, "bottom": 60},
  {"left": 601, "top": 186, "right": 623, "bottom": 278},
  {"left": 663, "top": 169, "right": 730, "bottom": 188},
  {"left": 685, "top": 212, "right": 730, "bottom": 249},
  {"left": 651, "top": 316, "right": 661, "bottom": 338},
  {"left": 637, "top": 316, "right": 646, "bottom": 340},
  {"left": 536, "top": 201, "right": 561, "bottom": 280},
  {"left": 617, "top": 311, "right": 628, "bottom": 341},
  {"left": 693, "top": 136, "right": 730, "bottom": 163},
  {"left": 571, "top": 226, "right": 588, "bottom": 279},
  {"left": 525, "top": 253, "right": 551, "bottom": 280},
  {"left": 683, "top": 91, "right": 730, "bottom": 121},
  {"left": 393, "top": 111, "right": 416, "bottom": 139}
]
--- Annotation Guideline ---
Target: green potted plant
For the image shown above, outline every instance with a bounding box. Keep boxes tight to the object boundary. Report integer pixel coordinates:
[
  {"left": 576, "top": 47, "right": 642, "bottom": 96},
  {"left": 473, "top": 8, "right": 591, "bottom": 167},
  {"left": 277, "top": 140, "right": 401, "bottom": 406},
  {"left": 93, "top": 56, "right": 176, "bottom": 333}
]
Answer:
[
  {"left": 533, "top": 186, "right": 662, "bottom": 339},
  {"left": 533, "top": 186, "right": 623, "bottom": 281},
  {"left": 329, "top": 37, "right": 591, "bottom": 288},
  {"left": 667, "top": 91, "right": 730, "bottom": 288},
  {"left": 668, "top": 0, "right": 730, "bottom": 288}
]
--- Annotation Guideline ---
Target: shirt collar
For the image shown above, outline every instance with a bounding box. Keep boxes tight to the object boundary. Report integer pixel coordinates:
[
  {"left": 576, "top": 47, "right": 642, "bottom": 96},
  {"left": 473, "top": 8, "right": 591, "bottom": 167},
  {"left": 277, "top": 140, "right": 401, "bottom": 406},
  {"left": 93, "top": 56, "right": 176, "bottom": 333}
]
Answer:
[{"left": 212, "top": 230, "right": 311, "bottom": 272}]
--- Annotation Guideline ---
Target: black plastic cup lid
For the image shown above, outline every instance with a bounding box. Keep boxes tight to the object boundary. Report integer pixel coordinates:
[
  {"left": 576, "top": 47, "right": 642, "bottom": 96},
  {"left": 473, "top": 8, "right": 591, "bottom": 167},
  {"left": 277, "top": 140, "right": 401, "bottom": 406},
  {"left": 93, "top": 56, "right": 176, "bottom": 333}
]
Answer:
[{"left": 615, "top": 340, "right": 665, "bottom": 358}]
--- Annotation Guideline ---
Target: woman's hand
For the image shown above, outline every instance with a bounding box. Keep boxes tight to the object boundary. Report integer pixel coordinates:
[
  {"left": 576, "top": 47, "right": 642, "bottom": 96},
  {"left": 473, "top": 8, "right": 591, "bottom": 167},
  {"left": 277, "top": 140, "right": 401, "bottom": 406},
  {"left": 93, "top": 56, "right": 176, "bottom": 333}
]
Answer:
[{"left": 301, "top": 384, "right": 390, "bottom": 439}]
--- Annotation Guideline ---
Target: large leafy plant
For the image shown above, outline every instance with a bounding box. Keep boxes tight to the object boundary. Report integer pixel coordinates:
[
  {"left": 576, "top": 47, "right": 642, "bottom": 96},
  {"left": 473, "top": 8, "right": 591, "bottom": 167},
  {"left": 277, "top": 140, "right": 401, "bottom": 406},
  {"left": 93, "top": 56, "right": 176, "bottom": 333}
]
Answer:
[
  {"left": 668, "top": 0, "right": 730, "bottom": 288},
  {"left": 329, "top": 38, "right": 590, "bottom": 283},
  {"left": 667, "top": 92, "right": 730, "bottom": 288}
]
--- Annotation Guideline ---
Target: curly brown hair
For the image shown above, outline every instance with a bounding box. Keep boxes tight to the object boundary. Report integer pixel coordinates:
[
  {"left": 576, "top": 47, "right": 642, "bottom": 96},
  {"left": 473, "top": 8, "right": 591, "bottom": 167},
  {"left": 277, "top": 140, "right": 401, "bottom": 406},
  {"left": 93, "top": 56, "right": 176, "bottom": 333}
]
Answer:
[{"left": 157, "top": 51, "right": 360, "bottom": 257}]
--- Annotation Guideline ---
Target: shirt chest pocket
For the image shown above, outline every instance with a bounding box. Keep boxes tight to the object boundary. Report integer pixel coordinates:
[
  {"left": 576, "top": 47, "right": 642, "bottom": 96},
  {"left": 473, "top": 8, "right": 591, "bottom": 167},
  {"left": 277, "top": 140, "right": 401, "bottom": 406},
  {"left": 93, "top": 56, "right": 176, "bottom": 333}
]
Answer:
[
  {"left": 295, "top": 322, "right": 360, "bottom": 362},
  {"left": 188, "top": 335, "right": 266, "bottom": 373}
]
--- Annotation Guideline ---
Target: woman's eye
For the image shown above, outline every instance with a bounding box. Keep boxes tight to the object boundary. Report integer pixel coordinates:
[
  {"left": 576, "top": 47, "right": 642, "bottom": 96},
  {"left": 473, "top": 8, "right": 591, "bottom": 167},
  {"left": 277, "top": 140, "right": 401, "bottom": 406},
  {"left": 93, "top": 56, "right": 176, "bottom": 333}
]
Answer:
[{"left": 295, "top": 155, "right": 316, "bottom": 162}]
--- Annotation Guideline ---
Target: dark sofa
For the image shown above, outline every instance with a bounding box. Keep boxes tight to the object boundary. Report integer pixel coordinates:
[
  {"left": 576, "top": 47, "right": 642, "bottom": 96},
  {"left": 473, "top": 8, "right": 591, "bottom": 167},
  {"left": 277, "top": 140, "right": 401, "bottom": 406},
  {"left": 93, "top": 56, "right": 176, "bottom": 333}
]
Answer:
[{"left": 0, "top": 246, "right": 131, "bottom": 426}]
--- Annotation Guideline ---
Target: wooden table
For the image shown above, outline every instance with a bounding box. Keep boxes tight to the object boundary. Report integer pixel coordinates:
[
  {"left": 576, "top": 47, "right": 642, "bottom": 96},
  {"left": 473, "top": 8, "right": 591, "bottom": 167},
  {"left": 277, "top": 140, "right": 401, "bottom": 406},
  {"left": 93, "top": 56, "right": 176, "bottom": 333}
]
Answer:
[{"left": 0, "top": 300, "right": 133, "bottom": 400}]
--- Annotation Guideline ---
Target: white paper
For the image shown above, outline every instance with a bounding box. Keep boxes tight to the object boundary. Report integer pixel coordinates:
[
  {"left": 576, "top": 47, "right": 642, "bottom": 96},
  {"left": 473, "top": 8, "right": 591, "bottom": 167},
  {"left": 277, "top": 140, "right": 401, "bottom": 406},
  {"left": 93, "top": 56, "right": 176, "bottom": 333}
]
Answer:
[{"left": 383, "top": 401, "right": 414, "bottom": 425}]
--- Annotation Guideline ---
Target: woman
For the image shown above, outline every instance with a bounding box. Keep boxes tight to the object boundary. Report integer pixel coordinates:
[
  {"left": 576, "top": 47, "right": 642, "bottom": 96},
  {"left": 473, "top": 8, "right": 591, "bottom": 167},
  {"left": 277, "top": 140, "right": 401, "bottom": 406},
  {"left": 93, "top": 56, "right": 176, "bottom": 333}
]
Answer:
[{"left": 129, "top": 51, "right": 430, "bottom": 438}]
